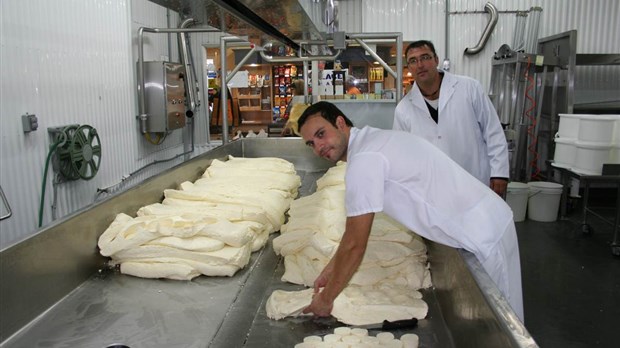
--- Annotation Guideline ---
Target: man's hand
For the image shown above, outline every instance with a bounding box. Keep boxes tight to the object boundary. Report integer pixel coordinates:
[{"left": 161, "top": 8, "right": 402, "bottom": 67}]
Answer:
[
  {"left": 490, "top": 178, "right": 508, "bottom": 197},
  {"left": 312, "top": 260, "right": 334, "bottom": 293},
  {"left": 302, "top": 289, "right": 334, "bottom": 317}
]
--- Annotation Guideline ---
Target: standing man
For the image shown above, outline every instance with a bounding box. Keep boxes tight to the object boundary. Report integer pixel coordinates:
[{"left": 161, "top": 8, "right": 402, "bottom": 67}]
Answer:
[
  {"left": 299, "top": 102, "right": 524, "bottom": 321},
  {"left": 394, "top": 40, "right": 509, "bottom": 196}
]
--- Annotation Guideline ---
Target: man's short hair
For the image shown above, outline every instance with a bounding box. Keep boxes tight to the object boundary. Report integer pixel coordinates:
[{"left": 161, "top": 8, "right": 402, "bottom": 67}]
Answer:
[
  {"left": 405, "top": 40, "right": 437, "bottom": 58},
  {"left": 298, "top": 101, "right": 354, "bottom": 131}
]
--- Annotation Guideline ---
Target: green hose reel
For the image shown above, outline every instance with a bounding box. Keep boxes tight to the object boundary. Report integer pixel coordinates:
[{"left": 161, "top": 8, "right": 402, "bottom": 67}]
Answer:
[{"left": 49, "top": 124, "right": 102, "bottom": 181}]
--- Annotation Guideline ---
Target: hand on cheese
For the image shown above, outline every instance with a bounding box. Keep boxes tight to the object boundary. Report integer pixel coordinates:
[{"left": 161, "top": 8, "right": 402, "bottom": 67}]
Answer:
[{"left": 268, "top": 162, "right": 432, "bottom": 325}]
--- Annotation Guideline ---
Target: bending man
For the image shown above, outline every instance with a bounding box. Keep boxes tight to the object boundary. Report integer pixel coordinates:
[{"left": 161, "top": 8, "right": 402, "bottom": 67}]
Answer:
[{"left": 299, "top": 101, "right": 523, "bottom": 321}]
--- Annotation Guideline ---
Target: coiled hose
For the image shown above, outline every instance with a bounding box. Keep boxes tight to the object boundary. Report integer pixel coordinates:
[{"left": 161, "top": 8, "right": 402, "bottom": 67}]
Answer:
[{"left": 38, "top": 135, "right": 65, "bottom": 227}]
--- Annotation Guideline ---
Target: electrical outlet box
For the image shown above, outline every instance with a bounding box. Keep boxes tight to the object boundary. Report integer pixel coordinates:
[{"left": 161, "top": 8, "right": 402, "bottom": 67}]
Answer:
[
  {"left": 22, "top": 114, "right": 38, "bottom": 133},
  {"left": 141, "top": 61, "right": 187, "bottom": 132},
  {"left": 332, "top": 31, "right": 346, "bottom": 50}
]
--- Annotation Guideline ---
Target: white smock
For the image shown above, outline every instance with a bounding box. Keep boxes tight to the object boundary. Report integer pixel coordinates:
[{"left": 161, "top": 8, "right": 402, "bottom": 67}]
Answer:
[
  {"left": 393, "top": 71, "right": 509, "bottom": 185},
  {"left": 344, "top": 126, "right": 523, "bottom": 320}
]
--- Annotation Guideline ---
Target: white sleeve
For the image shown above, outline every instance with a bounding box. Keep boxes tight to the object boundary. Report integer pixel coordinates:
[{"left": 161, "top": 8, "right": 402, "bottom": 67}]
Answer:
[
  {"left": 344, "top": 152, "right": 388, "bottom": 217},
  {"left": 472, "top": 81, "right": 509, "bottom": 179}
]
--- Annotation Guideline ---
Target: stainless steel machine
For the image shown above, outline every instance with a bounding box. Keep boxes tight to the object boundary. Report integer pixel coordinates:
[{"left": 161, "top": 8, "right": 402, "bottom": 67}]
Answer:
[
  {"left": 0, "top": 139, "right": 536, "bottom": 347},
  {"left": 490, "top": 29, "right": 620, "bottom": 182},
  {"left": 141, "top": 61, "right": 187, "bottom": 133}
]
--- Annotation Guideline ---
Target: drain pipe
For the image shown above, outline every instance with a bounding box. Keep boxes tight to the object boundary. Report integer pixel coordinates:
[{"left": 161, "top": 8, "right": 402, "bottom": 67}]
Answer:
[
  {"left": 464, "top": 2, "right": 498, "bottom": 55},
  {"left": 137, "top": 26, "right": 219, "bottom": 134}
]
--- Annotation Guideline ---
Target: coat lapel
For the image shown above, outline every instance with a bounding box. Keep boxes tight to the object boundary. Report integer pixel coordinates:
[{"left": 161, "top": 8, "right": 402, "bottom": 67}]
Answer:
[
  {"left": 439, "top": 72, "right": 457, "bottom": 111},
  {"left": 409, "top": 84, "right": 428, "bottom": 112}
]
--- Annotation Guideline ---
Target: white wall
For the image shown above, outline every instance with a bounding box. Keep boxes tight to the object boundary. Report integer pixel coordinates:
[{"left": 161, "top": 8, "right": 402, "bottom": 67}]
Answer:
[
  {"left": 2, "top": 0, "right": 618, "bottom": 249},
  {"left": 0, "top": 0, "right": 218, "bottom": 249},
  {"left": 354, "top": 0, "right": 619, "bottom": 93}
]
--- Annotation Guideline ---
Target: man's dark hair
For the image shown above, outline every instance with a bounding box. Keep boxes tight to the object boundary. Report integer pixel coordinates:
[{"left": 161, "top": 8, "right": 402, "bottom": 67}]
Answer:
[
  {"left": 298, "top": 101, "right": 354, "bottom": 132},
  {"left": 405, "top": 40, "right": 437, "bottom": 58}
]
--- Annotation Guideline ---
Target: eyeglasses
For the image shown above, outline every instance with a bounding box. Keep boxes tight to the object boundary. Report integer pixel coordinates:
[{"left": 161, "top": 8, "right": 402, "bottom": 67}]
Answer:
[{"left": 407, "top": 54, "right": 434, "bottom": 66}]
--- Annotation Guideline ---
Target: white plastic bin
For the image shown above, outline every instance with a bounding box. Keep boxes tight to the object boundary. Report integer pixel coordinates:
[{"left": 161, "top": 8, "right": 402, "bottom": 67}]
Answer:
[
  {"left": 573, "top": 140, "right": 612, "bottom": 175},
  {"left": 578, "top": 115, "right": 617, "bottom": 144},
  {"left": 506, "top": 182, "right": 529, "bottom": 222},
  {"left": 527, "top": 182, "right": 563, "bottom": 222},
  {"left": 553, "top": 137, "right": 576, "bottom": 168},
  {"left": 612, "top": 115, "right": 620, "bottom": 145},
  {"left": 557, "top": 113, "right": 581, "bottom": 139},
  {"left": 610, "top": 144, "right": 620, "bottom": 164}
]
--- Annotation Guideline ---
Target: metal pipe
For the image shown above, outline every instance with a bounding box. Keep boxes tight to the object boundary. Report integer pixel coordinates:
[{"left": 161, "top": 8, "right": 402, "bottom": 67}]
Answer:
[
  {"left": 464, "top": 2, "right": 498, "bottom": 55},
  {"left": 137, "top": 27, "right": 148, "bottom": 134},
  {"left": 396, "top": 33, "right": 403, "bottom": 101},
  {"left": 512, "top": 11, "right": 528, "bottom": 51},
  {"left": 445, "top": 0, "right": 450, "bottom": 60},
  {"left": 259, "top": 47, "right": 342, "bottom": 63},
  {"left": 303, "top": 60, "right": 309, "bottom": 104},
  {"left": 220, "top": 36, "right": 249, "bottom": 144},
  {"left": 524, "top": 7, "right": 542, "bottom": 54},
  {"left": 348, "top": 32, "right": 403, "bottom": 101},
  {"left": 347, "top": 32, "right": 403, "bottom": 40},
  {"left": 179, "top": 18, "right": 198, "bottom": 115},
  {"left": 166, "top": 9, "right": 172, "bottom": 60},
  {"left": 353, "top": 38, "right": 396, "bottom": 79},
  {"left": 226, "top": 45, "right": 258, "bottom": 84},
  {"left": 137, "top": 26, "right": 220, "bottom": 134}
]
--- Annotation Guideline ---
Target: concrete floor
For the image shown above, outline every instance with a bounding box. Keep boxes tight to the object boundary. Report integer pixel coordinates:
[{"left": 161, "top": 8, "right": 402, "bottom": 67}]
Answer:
[{"left": 517, "top": 203, "right": 619, "bottom": 348}]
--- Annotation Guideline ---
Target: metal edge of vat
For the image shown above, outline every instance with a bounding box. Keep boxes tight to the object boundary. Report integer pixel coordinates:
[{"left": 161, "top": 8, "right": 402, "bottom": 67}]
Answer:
[
  {"left": 0, "top": 138, "right": 327, "bottom": 343},
  {"left": 427, "top": 241, "right": 538, "bottom": 348},
  {"left": 0, "top": 140, "right": 237, "bottom": 342}
]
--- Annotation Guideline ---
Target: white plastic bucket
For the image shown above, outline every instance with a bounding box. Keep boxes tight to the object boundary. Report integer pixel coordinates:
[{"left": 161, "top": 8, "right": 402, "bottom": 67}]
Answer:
[
  {"left": 557, "top": 113, "right": 581, "bottom": 139},
  {"left": 578, "top": 115, "right": 617, "bottom": 144},
  {"left": 506, "top": 182, "right": 529, "bottom": 222},
  {"left": 573, "top": 140, "right": 612, "bottom": 175},
  {"left": 610, "top": 144, "right": 620, "bottom": 164},
  {"left": 527, "top": 182, "right": 563, "bottom": 222},
  {"left": 553, "top": 137, "right": 576, "bottom": 168},
  {"left": 612, "top": 115, "right": 620, "bottom": 145}
]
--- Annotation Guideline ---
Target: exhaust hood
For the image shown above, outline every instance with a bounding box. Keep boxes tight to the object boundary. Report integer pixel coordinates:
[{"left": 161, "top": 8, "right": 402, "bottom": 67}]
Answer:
[{"left": 146, "top": 0, "right": 334, "bottom": 51}]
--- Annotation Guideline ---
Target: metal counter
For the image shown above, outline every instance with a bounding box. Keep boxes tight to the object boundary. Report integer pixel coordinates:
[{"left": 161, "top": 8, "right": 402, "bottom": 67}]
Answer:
[{"left": 0, "top": 138, "right": 536, "bottom": 348}]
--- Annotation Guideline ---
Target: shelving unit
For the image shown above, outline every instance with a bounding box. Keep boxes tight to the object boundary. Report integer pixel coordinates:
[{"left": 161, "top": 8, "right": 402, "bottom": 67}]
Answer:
[
  {"left": 233, "top": 86, "right": 272, "bottom": 127},
  {"left": 230, "top": 64, "right": 273, "bottom": 132},
  {"left": 273, "top": 64, "right": 303, "bottom": 117}
]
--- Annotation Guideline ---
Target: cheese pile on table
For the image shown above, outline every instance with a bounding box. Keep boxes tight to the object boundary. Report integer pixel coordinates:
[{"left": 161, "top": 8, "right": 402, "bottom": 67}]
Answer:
[
  {"left": 267, "top": 162, "right": 431, "bottom": 324},
  {"left": 98, "top": 156, "right": 300, "bottom": 280}
]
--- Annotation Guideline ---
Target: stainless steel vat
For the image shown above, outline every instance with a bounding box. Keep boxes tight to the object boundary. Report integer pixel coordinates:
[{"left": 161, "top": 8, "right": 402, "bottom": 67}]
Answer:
[{"left": 0, "top": 138, "right": 536, "bottom": 347}]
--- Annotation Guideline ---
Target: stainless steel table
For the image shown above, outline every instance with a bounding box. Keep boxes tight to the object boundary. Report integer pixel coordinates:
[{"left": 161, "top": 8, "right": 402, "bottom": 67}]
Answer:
[{"left": 548, "top": 161, "right": 620, "bottom": 255}]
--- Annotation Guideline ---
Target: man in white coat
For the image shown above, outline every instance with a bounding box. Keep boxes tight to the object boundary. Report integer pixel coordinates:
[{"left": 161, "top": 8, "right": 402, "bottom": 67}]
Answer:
[
  {"left": 299, "top": 101, "right": 524, "bottom": 322},
  {"left": 394, "top": 40, "right": 510, "bottom": 196}
]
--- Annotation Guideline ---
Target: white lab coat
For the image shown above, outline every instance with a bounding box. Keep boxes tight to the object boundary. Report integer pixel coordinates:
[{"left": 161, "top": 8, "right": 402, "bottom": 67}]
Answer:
[
  {"left": 394, "top": 72, "right": 509, "bottom": 185},
  {"left": 344, "top": 127, "right": 523, "bottom": 320}
]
